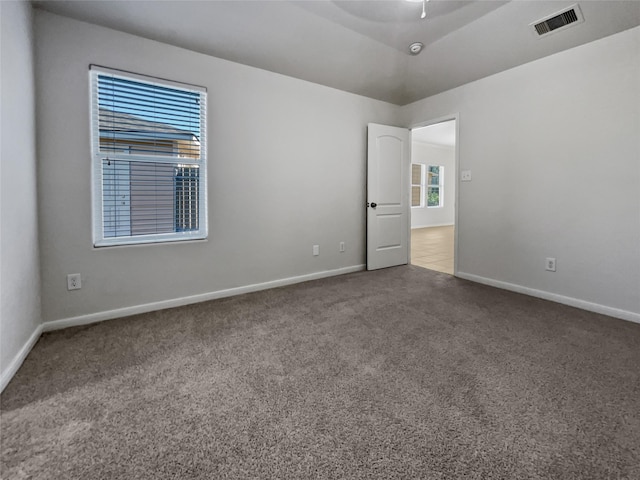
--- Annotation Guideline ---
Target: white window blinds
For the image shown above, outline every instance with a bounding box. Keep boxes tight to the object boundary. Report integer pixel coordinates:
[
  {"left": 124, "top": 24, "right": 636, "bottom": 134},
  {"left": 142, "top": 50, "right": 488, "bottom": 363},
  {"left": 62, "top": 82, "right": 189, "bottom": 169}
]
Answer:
[
  {"left": 411, "top": 163, "right": 424, "bottom": 208},
  {"left": 90, "top": 66, "right": 207, "bottom": 247}
]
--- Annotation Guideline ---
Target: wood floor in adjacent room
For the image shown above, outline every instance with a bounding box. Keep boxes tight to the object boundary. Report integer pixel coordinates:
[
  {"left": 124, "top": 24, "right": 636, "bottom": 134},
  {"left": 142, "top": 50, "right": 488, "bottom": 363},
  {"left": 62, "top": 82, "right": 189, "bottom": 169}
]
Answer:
[{"left": 411, "top": 225, "right": 454, "bottom": 274}]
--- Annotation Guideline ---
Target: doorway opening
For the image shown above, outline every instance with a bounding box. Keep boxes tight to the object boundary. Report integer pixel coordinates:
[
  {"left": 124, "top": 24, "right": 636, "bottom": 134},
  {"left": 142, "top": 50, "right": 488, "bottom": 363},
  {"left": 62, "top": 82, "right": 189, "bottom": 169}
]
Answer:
[{"left": 410, "top": 119, "right": 457, "bottom": 275}]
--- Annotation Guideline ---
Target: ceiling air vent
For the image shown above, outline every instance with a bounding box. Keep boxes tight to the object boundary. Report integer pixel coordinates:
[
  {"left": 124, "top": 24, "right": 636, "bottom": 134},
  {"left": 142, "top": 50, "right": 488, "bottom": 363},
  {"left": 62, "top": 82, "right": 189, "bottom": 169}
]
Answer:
[{"left": 531, "top": 4, "right": 584, "bottom": 37}]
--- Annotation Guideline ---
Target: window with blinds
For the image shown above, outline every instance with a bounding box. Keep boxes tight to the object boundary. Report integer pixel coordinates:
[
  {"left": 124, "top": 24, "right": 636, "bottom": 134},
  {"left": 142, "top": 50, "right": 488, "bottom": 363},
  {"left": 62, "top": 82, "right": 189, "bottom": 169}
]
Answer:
[
  {"left": 411, "top": 163, "right": 424, "bottom": 208},
  {"left": 90, "top": 66, "right": 207, "bottom": 246},
  {"left": 427, "top": 165, "right": 443, "bottom": 208}
]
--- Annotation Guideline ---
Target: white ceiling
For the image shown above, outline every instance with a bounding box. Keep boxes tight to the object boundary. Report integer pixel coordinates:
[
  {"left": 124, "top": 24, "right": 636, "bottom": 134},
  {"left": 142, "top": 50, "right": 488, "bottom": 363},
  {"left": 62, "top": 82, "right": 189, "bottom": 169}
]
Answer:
[
  {"left": 413, "top": 120, "right": 456, "bottom": 147},
  {"left": 32, "top": 1, "right": 640, "bottom": 105}
]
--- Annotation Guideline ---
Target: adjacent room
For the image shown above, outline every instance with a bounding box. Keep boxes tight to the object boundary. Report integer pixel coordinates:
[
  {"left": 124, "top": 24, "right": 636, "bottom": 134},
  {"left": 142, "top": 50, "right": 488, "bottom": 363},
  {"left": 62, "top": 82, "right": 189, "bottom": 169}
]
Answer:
[
  {"left": 410, "top": 120, "right": 457, "bottom": 275},
  {"left": 2, "top": 1, "right": 639, "bottom": 478}
]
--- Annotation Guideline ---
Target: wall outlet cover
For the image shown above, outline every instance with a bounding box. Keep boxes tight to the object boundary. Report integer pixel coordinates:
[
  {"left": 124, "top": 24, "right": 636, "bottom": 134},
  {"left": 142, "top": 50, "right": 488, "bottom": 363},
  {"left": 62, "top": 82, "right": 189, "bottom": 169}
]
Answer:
[
  {"left": 545, "top": 257, "right": 557, "bottom": 272},
  {"left": 67, "top": 273, "right": 82, "bottom": 290}
]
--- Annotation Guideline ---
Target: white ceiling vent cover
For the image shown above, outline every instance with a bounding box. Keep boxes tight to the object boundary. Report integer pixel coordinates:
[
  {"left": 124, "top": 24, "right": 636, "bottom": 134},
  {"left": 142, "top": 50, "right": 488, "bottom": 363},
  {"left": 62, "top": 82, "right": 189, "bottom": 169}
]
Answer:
[{"left": 531, "top": 4, "right": 584, "bottom": 37}]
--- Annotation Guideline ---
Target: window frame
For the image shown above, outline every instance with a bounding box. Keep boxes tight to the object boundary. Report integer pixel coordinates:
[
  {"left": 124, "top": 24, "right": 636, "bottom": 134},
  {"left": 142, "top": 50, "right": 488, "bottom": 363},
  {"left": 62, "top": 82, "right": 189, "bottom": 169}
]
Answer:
[
  {"left": 411, "top": 163, "right": 425, "bottom": 208},
  {"left": 427, "top": 165, "right": 444, "bottom": 208},
  {"left": 90, "top": 66, "right": 208, "bottom": 247}
]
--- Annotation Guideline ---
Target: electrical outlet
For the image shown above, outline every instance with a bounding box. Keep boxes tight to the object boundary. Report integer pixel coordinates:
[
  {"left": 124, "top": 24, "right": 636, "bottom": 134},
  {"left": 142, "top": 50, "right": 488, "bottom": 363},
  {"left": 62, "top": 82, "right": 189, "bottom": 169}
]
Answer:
[
  {"left": 545, "top": 258, "right": 556, "bottom": 272},
  {"left": 67, "top": 273, "right": 82, "bottom": 290},
  {"left": 339, "top": 241, "right": 346, "bottom": 253},
  {"left": 313, "top": 245, "right": 320, "bottom": 256}
]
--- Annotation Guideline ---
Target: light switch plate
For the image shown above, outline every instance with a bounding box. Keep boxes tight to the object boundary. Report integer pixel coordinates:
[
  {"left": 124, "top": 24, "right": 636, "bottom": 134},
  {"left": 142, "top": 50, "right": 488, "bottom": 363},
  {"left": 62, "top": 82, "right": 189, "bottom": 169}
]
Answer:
[{"left": 461, "top": 170, "right": 472, "bottom": 182}]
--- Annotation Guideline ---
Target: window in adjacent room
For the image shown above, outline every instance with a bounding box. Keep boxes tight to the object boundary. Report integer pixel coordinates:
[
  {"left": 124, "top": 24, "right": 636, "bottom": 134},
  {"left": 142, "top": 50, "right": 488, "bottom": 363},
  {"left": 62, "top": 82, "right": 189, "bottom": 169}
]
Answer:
[
  {"left": 411, "top": 163, "right": 424, "bottom": 208},
  {"left": 427, "top": 165, "right": 443, "bottom": 208},
  {"left": 90, "top": 66, "right": 207, "bottom": 247}
]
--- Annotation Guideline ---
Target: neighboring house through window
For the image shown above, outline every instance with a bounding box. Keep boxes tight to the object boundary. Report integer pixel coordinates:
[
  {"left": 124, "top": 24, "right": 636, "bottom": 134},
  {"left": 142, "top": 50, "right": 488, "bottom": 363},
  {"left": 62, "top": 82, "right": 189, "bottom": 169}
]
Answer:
[{"left": 90, "top": 66, "right": 207, "bottom": 246}]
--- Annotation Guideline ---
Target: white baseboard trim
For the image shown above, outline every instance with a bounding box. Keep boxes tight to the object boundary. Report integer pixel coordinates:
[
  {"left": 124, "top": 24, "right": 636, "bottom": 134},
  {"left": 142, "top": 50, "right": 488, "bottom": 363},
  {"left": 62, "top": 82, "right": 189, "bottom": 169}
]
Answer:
[
  {"left": 0, "top": 324, "right": 43, "bottom": 393},
  {"left": 456, "top": 271, "right": 640, "bottom": 324},
  {"left": 42, "top": 264, "right": 366, "bottom": 333},
  {"left": 1, "top": 265, "right": 365, "bottom": 392},
  {"left": 411, "top": 223, "right": 454, "bottom": 229}
]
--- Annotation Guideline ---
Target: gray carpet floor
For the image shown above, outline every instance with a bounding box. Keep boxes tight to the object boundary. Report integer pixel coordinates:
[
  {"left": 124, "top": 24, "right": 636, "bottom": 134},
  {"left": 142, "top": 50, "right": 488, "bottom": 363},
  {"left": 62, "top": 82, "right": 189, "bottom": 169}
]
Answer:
[{"left": 1, "top": 265, "right": 639, "bottom": 479}]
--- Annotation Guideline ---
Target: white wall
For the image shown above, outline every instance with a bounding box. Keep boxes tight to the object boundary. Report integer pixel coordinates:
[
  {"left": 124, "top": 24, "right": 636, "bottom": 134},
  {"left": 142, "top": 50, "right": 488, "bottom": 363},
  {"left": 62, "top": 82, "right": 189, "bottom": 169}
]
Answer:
[
  {"left": 411, "top": 142, "right": 455, "bottom": 228},
  {"left": 1, "top": 1, "right": 42, "bottom": 387},
  {"left": 402, "top": 26, "right": 640, "bottom": 320},
  {"left": 34, "top": 10, "right": 400, "bottom": 324}
]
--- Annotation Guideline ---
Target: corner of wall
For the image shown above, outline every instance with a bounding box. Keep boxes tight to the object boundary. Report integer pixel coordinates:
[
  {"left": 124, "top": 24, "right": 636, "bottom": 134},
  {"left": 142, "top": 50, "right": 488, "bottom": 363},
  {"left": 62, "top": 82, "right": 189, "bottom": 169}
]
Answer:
[{"left": 0, "top": 0, "right": 44, "bottom": 393}]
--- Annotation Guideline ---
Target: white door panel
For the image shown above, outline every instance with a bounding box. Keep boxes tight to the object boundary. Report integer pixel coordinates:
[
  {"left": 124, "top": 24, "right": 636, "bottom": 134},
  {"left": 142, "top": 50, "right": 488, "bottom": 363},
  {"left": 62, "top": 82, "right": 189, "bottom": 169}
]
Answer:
[
  {"left": 367, "top": 124, "right": 410, "bottom": 270},
  {"left": 377, "top": 137, "right": 403, "bottom": 205}
]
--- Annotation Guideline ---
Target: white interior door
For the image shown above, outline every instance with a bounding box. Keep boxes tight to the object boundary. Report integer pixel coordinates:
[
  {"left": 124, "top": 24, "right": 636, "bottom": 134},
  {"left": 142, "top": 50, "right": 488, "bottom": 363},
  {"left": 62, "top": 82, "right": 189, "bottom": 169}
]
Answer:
[{"left": 367, "top": 123, "right": 410, "bottom": 270}]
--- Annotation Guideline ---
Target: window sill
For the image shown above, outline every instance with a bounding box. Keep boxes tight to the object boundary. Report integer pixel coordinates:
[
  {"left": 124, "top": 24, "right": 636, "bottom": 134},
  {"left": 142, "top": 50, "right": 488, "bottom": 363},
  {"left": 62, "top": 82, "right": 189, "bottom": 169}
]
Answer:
[{"left": 93, "top": 237, "right": 208, "bottom": 250}]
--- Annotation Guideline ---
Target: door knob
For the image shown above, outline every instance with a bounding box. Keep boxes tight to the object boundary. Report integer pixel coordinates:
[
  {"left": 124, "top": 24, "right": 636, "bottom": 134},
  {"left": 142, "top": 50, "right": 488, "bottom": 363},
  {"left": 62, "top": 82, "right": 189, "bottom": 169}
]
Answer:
[{"left": 370, "top": 202, "right": 377, "bottom": 208}]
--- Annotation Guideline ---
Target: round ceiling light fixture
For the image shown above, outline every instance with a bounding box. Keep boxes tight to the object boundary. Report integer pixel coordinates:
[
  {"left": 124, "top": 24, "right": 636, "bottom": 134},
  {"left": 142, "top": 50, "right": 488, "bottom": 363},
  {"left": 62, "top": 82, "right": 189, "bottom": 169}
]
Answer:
[{"left": 409, "top": 42, "right": 424, "bottom": 55}]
